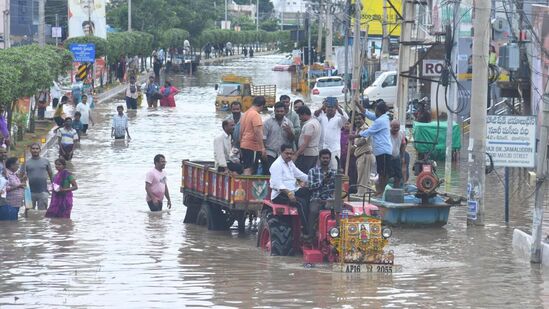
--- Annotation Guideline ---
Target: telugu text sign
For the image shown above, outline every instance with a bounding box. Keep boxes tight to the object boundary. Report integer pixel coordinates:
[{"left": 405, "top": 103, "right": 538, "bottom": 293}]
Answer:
[
  {"left": 486, "top": 115, "right": 536, "bottom": 168},
  {"left": 69, "top": 44, "right": 96, "bottom": 63}
]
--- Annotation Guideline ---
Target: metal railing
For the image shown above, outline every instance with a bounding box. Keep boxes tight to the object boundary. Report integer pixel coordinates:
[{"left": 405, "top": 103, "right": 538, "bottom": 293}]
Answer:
[{"left": 462, "top": 98, "right": 522, "bottom": 135}]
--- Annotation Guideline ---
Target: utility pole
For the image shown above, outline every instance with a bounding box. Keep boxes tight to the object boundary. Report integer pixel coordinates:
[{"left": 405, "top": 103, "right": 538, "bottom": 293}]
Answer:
[
  {"left": 343, "top": 0, "right": 350, "bottom": 108},
  {"left": 395, "top": 0, "right": 414, "bottom": 126},
  {"left": 224, "top": 0, "right": 228, "bottom": 27},
  {"left": 325, "top": 3, "right": 333, "bottom": 64},
  {"left": 55, "top": 14, "right": 59, "bottom": 46},
  {"left": 307, "top": 10, "right": 311, "bottom": 94},
  {"left": 467, "top": 0, "right": 491, "bottom": 226},
  {"left": 317, "top": 0, "right": 323, "bottom": 62},
  {"left": 3, "top": 0, "right": 10, "bottom": 48},
  {"left": 381, "top": 0, "right": 389, "bottom": 58},
  {"left": 38, "top": 0, "right": 45, "bottom": 47},
  {"left": 345, "top": 0, "right": 365, "bottom": 175},
  {"left": 531, "top": 87, "right": 549, "bottom": 262},
  {"left": 128, "top": 0, "right": 132, "bottom": 31},
  {"left": 444, "top": 1, "right": 460, "bottom": 192}
]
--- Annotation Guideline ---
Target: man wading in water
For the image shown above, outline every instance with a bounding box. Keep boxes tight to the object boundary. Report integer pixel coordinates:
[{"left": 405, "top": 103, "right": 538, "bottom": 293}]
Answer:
[{"left": 145, "top": 154, "right": 172, "bottom": 211}]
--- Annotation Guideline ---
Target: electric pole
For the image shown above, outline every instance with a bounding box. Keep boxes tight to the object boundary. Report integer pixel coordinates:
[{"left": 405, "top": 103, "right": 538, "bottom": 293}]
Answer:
[
  {"left": 225, "top": 0, "right": 228, "bottom": 28},
  {"left": 3, "top": 0, "right": 10, "bottom": 48},
  {"left": 38, "top": 0, "right": 45, "bottom": 47},
  {"left": 467, "top": 0, "right": 491, "bottom": 226},
  {"left": 55, "top": 14, "right": 59, "bottom": 46},
  {"left": 395, "top": 0, "right": 414, "bottom": 126},
  {"left": 381, "top": 0, "right": 389, "bottom": 58},
  {"left": 531, "top": 84, "right": 549, "bottom": 262},
  {"left": 343, "top": 0, "right": 350, "bottom": 108},
  {"left": 317, "top": 0, "right": 323, "bottom": 62},
  {"left": 345, "top": 0, "right": 365, "bottom": 175},
  {"left": 128, "top": 0, "right": 132, "bottom": 31},
  {"left": 325, "top": 2, "right": 333, "bottom": 64},
  {"left": 445, "top": 1, "right": 460, "bottom": 192}
]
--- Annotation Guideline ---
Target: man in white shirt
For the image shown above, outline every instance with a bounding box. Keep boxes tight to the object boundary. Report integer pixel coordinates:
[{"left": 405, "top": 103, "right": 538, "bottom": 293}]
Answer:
[
  {"left": 269, "top": 144, "right": 310, "bottom": 236},
  {"left": 111, "top": 105, "right": 131, "bottom": 140},
  {"left": 314, "top": 97, "right": 349, "bottom": 171},
  {"left": 214, "top": 119, "right": 243, "bottom": 174},
  {"left": 75, "top": 95, "right": 94, "bottom": 135}
]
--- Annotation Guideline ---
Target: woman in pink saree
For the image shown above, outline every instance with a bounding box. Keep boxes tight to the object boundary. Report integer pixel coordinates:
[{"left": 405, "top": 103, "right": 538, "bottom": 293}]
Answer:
[
  {"left": 45, "top": 158, "right": 78, "bottom": 219},
  {"left": 159, "top": 81, "right": 180, "bottom": 107}
]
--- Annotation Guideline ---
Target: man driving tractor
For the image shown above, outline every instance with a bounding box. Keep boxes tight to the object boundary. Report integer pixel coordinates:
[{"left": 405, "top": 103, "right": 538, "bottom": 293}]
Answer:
[{"left": 269, "top": 145, "right": 337, "bottom": 241}]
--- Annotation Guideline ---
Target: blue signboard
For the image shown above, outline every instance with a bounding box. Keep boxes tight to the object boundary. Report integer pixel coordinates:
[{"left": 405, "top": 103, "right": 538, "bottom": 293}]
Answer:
[{"left": 69, "top": 43, "right": 96, "bottom": 63}]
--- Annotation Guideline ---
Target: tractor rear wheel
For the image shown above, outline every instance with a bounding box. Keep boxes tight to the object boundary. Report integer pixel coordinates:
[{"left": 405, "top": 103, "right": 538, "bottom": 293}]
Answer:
[
  {"left": 257, "top": 213, "right": 294, "bottom": 256},
  {"left": 183, "top": 195, "right": 201, "bottom": 224}
]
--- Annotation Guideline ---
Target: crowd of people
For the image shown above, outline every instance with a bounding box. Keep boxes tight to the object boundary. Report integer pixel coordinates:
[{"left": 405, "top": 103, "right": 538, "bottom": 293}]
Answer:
[{"left": 213, "top": 94, "right": 410, "bottom": 239}]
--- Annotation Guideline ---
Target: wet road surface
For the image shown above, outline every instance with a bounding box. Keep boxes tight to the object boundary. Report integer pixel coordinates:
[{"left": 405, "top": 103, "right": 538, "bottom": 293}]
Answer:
[{"left": 0, "top": 55, "right": 548, "bottom": 308}]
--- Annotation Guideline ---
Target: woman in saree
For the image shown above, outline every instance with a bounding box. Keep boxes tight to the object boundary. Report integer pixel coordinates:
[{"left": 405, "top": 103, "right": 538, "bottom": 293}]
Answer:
[
  {"left": 159, "top": 81, "right": 180, "bottom": 107},
  {"left": 45, "top": 158, "right": 78, "bottom": 219}
]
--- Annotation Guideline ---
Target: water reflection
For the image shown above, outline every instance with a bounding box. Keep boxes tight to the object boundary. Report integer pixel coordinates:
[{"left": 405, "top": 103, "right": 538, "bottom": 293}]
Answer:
[{"left": 0, "top": 55, "right": 546, "bottom": 307}]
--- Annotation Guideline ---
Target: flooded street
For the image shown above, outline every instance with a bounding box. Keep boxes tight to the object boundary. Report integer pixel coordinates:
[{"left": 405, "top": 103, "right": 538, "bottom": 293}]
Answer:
[{"left": 1, "top": 54, "right": 548, "bottom": 308}]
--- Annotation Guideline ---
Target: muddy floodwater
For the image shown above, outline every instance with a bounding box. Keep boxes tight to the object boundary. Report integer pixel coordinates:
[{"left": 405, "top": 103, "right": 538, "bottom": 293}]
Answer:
[{"left": 0, "top": 55, "right": 548, "bottom": 308}]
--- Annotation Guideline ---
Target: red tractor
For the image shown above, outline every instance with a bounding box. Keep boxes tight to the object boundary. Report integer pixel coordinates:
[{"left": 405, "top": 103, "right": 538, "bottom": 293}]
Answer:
[{"left": 257, "top": 175, "right": 394, "bottom": 267}]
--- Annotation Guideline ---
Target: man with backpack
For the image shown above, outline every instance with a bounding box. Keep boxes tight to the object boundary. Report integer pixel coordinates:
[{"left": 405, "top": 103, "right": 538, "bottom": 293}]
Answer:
[{"left": 125, "top": 76, "right": 139, "bottom": 110}]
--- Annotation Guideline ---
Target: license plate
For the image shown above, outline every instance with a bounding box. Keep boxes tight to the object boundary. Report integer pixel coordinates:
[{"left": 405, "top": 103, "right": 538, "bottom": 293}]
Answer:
[{"left": 334, "top": 263, "right": 398, "bottom": 273}]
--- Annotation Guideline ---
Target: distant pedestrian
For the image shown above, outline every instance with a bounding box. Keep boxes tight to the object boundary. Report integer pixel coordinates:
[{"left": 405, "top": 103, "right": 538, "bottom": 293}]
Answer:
[
  {"left": 57, "top": 118, "right": 79, "bottom": 161},
  {"left": 23, "top": 143, "right": 53, "bottom": 210},
  {"left": 111, "top": 105, "right": 131, "bottom": 140},
  {"left": 0, "top": 105, "right": 11, "bottom": 148},
  {"left": 125, "top": 75, "right": 139, "bottom": 110},
  {"left": 116, "top": 55, "right": 126, "bottom": 83},
  {"left": 37, "top": 90, "right": 48, "bottom": 120},
  {"left": 72, "top": 112, "right": 84, "bottom": 139},
  {"left": 0, "top": 173, "right": 11, "bottom": 220},
  {"left": 45, "top": 158, "right": 78, "bottom": 219},
  {"left": 159, "top": 81, "right": 180, "bottom": 107},
  {"left": 145, "top": 76, "right": 160, "bottom": 108},
  {"left": 5, "top": 157, "right": 25, "bottom": 217},
  {"left": 152, "top": 50, "right": 162, "bottom": 81},
  {"left": 145, "top": 154, "right": 172, "bottom": 211},
  {"left": 53, "top": 97, "right": 66, "bottom": 128},
  {"left": 75, "top": 95, "right": 94, "bottom": 135},
  {"left": 249, "top": 47, "right": 254, "bottom": 58},
  {"left": 0, "top": 147, "right": 7, "bottom": 175},
  {"left": 51, "top": 81, "right": 62, "bottom": 108},
  {"left": 243, "top": 46, "right": 248, "bottom": 57}
]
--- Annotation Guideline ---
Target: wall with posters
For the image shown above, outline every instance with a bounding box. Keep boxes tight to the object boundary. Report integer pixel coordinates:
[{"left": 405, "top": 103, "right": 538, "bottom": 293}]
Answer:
[{"left": 68, "top": 0, "right": 107, "bottom": 39}]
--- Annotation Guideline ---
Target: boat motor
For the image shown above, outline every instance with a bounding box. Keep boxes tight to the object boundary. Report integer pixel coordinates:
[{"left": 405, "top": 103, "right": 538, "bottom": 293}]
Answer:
[{"left": 413, "top": 159, "right": 440, "bottom": 203}]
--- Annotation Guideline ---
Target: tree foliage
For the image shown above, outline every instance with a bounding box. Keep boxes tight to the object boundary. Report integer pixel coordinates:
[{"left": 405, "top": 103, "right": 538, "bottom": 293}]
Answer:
[
  {"left": 160, "top": 28, "right": 190, "bottom": 49},
  {"left": 105, "top": 31, "right": 154, "bottom": 64},
  {"left": 0, "top": 45, "right": 72, "bottom": 129}
]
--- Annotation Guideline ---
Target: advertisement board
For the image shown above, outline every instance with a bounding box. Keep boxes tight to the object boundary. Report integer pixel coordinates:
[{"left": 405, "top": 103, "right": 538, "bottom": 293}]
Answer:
[
  {"left": 358, "top": 0, "right": 401, "bottom": 37},
  {"left": 68, "top": 0, "right": 107, "bottom": 39}
]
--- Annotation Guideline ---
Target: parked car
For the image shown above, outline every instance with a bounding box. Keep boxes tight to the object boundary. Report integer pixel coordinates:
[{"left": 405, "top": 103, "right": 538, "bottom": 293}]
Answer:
[
  {"left": 272, "top": 58, "right": 295, "bottom": 71},
  {"left": 311, "top": 76, "right": 346, "bottom": 103},
  {"left": 363, "top": 71, "right": 397, "bottom": 107}
]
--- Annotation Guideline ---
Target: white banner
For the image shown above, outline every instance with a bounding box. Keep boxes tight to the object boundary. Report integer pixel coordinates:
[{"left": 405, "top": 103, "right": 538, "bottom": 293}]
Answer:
[{"left": 68, "top": 0, "right": 107, "bottom": 39}]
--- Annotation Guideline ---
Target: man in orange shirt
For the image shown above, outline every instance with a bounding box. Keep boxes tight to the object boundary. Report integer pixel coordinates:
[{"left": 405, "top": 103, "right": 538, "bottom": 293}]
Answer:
[{"left": 239, "top": 96, "right": 267, "bottom": 175}]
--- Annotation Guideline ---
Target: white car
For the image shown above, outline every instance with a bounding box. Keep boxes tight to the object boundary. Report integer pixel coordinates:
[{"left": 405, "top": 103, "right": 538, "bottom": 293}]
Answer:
[
  {"left": 363, "top": 71, "right": 397, "bottom": 107},
  {"left": 311, "top": 76, "right": 346, "bottom": 103}
]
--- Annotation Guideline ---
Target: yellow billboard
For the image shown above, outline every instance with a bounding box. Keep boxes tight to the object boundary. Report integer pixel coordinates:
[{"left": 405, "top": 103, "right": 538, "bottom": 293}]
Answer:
[{"left": 358, "top": 0, "right": 402, "bottom": 37}]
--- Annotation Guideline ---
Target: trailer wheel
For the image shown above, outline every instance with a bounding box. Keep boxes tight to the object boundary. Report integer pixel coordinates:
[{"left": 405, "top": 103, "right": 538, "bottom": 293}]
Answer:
[
  {"left": 183, "top": 195, "right": 201, "bottom": 224},
  {"left": 257, "top": 214, "right": 294, "bottom": 256},
  {"left": 196, "top": 203, "right": 216, "bottom": 230}
]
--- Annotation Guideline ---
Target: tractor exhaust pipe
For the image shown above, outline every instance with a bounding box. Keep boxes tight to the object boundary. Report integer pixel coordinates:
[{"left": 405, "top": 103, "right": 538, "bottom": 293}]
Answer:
[{"left": 334, "top": 174, "right": 343, "bottom": 213}]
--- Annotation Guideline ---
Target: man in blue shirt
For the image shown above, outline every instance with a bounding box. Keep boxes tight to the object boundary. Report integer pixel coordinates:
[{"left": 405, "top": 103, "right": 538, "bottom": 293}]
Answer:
[{"left": 352, "top": 100, "right": 392, "bottom": 196}]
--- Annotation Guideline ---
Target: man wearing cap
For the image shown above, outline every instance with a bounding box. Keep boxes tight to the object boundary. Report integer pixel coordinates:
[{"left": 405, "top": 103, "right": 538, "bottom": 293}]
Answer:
[
  {"left": 352, "top": 100, "right": 392, "bottom": 196},
  {"left": 314, "top": 97, "right": 349, "bottom": 171}
]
